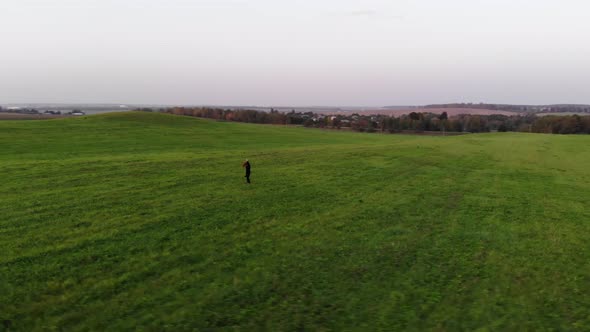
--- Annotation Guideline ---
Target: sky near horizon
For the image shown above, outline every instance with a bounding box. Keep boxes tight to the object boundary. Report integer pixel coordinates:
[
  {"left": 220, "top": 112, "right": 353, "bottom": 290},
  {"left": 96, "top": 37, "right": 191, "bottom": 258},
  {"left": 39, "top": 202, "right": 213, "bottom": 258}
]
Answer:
[{"left": 1, "top": 0, "right": 589, "bottom": 106}]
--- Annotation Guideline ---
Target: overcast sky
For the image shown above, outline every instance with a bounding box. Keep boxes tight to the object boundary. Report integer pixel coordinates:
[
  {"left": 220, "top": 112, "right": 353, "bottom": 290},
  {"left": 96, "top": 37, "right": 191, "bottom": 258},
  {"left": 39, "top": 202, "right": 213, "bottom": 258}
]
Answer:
[{"left": 1, "top": 0, "right": 589, "bottom": 106}]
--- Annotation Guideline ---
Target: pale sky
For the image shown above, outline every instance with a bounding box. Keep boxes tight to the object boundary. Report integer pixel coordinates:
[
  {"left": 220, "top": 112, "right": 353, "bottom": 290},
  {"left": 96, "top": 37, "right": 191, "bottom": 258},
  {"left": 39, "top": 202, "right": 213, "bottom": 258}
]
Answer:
[{"left": 1, "top": 0, "right": 589, "bottom": 106}]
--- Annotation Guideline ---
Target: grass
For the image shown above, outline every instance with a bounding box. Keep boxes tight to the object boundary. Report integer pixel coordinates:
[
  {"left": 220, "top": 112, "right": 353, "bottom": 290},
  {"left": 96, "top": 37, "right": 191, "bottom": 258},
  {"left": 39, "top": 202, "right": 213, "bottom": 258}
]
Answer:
[{"left": 1, "top": 111, "right": 590, "bottom": 331}]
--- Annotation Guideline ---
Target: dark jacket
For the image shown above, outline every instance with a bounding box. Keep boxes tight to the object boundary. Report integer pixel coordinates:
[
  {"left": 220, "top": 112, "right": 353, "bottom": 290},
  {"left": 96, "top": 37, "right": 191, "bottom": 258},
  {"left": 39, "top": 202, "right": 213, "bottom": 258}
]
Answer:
[{"left": 242, "top": 161, "right": 251, "bottom": 174}]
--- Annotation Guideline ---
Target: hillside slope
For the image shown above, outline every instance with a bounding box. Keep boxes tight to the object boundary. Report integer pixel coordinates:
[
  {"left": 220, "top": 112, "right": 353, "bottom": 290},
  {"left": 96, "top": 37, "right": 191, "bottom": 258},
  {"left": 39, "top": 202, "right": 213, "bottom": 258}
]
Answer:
[{"left": 1, "top": 112, "right": 590, "bottom": 331}]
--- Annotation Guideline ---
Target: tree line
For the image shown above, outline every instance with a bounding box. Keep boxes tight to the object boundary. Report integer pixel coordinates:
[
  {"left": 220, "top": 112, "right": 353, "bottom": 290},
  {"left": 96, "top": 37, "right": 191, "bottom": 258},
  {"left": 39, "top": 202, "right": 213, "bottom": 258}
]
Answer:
[{"left": 136, "top": 107, "right": 590, "bottom": 135}]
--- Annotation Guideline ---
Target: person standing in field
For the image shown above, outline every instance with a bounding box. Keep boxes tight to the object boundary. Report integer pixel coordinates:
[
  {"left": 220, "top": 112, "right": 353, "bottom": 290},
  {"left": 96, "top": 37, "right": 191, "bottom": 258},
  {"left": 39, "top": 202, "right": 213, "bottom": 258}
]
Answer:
[{"left": 242, "top": 159, "right": 251, "bottom": 184}]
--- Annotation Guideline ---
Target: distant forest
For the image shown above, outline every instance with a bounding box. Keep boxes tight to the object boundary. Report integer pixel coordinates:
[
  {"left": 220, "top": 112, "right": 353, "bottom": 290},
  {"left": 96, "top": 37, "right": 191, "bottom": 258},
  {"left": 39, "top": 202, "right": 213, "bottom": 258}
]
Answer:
[{"left": 135, "top": 107, "right": 590, "bottom": 135}]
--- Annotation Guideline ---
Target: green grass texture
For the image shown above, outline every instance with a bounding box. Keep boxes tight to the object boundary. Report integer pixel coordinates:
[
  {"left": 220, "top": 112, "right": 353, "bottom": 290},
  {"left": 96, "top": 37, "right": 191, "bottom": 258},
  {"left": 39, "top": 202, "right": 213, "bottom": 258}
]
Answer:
[{"left": 2, "top": 112, "right": 590, "bottom": 331}]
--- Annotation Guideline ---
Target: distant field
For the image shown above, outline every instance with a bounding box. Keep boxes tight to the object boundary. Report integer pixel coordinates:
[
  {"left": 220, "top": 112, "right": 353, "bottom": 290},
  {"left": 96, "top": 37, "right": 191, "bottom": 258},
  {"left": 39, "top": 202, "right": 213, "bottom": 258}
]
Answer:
[
  {"left": 1, "top": 112, "right": 590, "bottom": 330},
  {"left": 363, "top": 107, "right": 521, "bottom": 116},
  {"left": 0, "top": 113, "right": 65, "bottom": 120}
]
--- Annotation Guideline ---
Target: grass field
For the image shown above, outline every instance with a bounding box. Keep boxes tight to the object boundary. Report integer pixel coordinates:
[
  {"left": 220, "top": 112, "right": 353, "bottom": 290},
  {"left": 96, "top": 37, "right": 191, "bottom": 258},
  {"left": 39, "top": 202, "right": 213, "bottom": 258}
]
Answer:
[{"left": 1, "top": 112, "right": 590, "bottom": 331}]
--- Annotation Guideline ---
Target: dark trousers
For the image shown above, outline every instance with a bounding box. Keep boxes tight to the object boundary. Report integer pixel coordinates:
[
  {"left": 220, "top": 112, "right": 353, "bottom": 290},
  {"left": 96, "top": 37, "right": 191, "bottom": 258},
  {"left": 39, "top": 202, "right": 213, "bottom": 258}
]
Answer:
[{"left": 245, "top": 171, "right": 251, "bottom": 183}]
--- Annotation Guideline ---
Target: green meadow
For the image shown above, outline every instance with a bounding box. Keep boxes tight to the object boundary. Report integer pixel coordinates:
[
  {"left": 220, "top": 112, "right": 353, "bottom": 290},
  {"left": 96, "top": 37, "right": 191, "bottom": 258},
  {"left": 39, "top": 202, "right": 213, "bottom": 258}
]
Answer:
[{"left": 1, "top": 112, "right": 590, "bottom": 331}]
